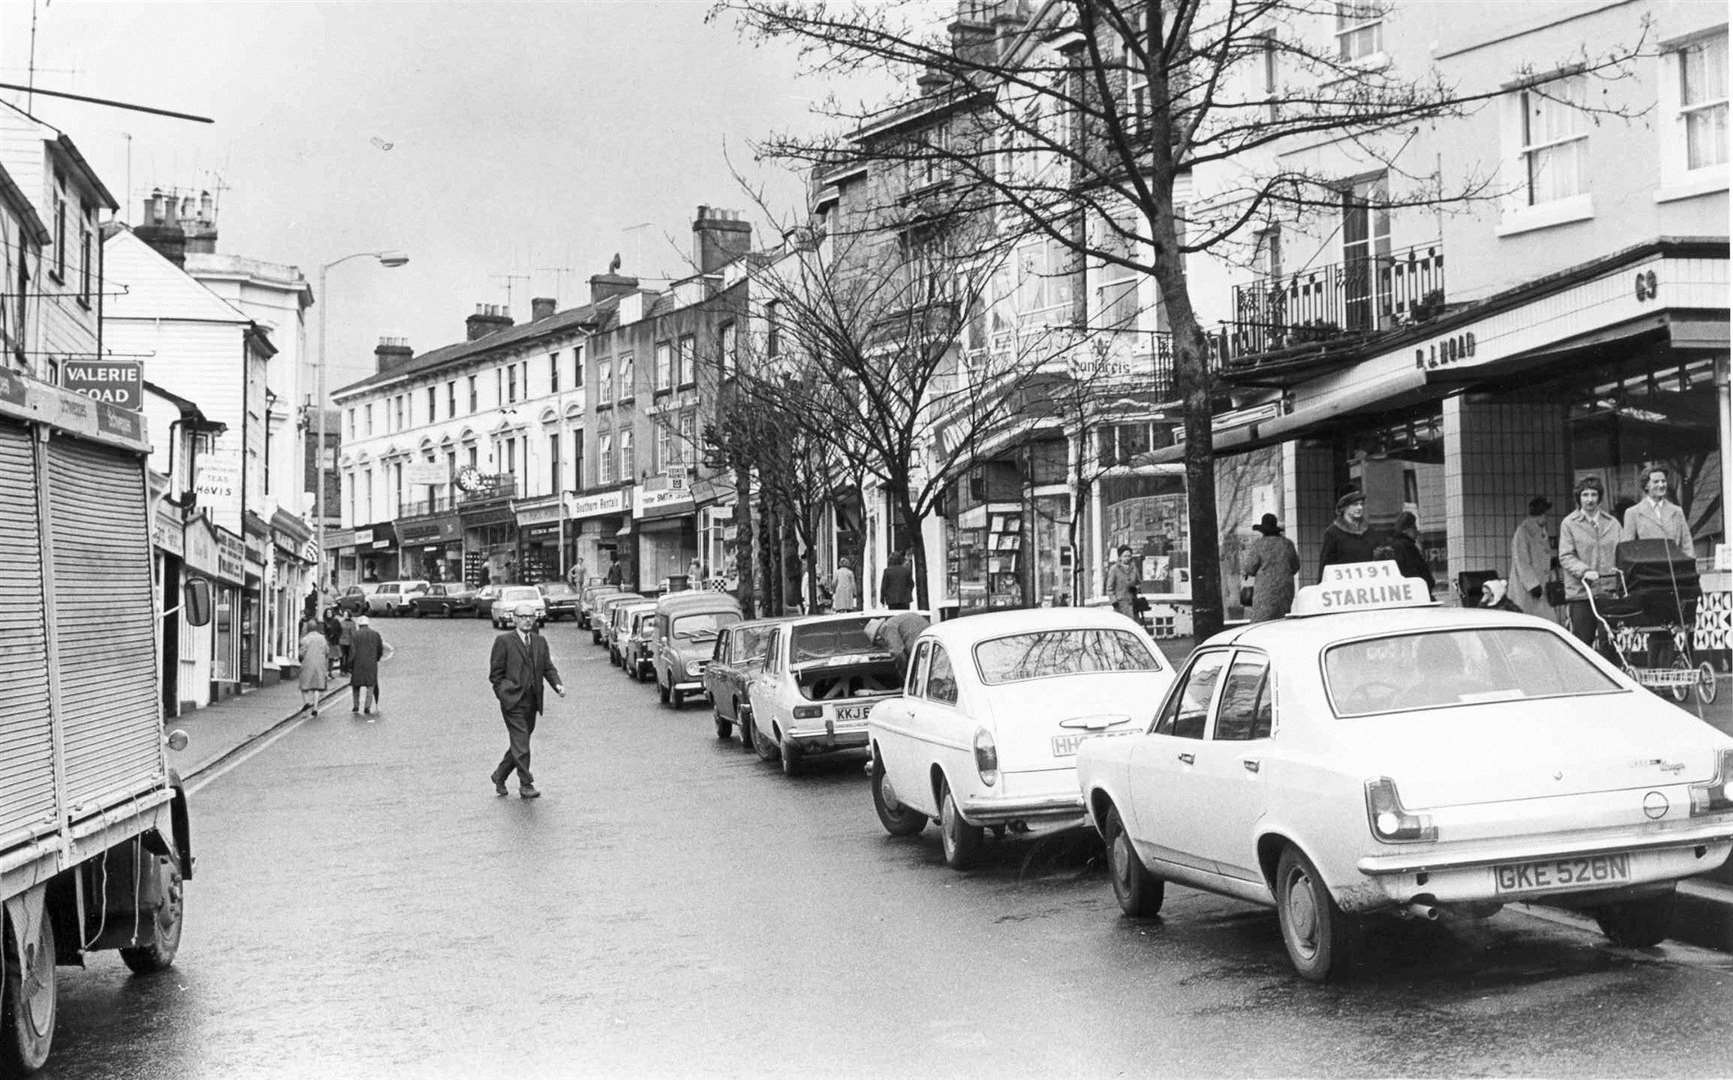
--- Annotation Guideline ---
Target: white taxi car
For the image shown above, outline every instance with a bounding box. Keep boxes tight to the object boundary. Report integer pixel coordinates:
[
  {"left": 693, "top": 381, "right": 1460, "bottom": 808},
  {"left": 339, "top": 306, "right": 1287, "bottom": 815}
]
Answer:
[
  {"left": 1075, "top": 562, "right": 1733, "bottom": 982},
  {"left": 868, "top": 607, "right": 1174, "bottom": 870}
]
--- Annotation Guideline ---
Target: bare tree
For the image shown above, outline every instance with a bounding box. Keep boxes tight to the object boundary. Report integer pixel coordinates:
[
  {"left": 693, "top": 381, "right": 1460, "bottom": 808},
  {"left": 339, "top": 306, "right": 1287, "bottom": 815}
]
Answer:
[{"left": 720, "top": 0, "right": 1646, "bottom": 638}]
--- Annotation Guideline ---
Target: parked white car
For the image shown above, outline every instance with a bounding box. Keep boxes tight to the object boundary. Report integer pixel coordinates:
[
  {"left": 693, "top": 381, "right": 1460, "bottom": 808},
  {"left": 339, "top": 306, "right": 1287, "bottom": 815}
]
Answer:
[
  {"left": 1076, "top": 562, "right": 1733, "bottom": 982},
  {"left": 868, "top": 607, "right": 1174, "bottom": 869},
  {"left": 743, "top": 612, "right": 903, "bottom": 776},
  {"left": 489, "top": 585, "right": 547, "bottom": 628}
]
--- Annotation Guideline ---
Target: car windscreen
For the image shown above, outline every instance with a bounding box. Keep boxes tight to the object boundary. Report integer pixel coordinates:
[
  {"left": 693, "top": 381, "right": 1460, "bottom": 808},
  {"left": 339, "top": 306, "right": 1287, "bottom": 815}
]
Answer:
[
  {"left": 500, "top": 588, "right": 540, "bottom": 604},
  {"left": 972, "top": 628, "right": 1162, "bottom": 686},
  {"left": 1323, "top": 627, "right": 1624, "bottom": 717},
  {"left": 672, "top": 611, "right": 741, "bottom": 641},
  {"left": 790, "top": 617, "right": 880, "bottom": 661}
]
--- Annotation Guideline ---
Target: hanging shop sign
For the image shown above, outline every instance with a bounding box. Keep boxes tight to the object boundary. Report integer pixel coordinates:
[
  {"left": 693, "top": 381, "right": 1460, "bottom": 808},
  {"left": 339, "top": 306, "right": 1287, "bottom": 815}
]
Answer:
[{"left": 634, "top": 483, "right": 694, "bottom": 518}]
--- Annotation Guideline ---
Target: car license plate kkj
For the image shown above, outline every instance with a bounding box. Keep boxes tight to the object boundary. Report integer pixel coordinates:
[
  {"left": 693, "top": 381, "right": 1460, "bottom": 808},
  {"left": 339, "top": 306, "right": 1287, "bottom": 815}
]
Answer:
[
  {"left": 834, "top": 703, "right": 874, "bottom": 723},
  {"left": 1492, "top": 853, "right": 1632, "bottom": 894}
]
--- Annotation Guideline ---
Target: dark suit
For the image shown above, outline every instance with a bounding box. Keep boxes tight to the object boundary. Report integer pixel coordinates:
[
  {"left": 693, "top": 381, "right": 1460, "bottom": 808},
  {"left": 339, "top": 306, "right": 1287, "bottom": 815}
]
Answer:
[{"left": 489, "top": 630, "right": 564, "bottom": 789}]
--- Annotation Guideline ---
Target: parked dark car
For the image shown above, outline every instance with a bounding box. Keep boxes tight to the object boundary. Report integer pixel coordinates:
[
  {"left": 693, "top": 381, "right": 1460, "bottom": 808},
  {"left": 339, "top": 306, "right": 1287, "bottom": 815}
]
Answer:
[
  {"left": 578, "top": 584, "right": 623, "bottom": 629},
  {"left": 703, "top": 616, "right": 794, "bottom": 743},
  {"left": 335, "top": 584, "right": 376, "bottom": 615},
  {"left": 410, "top": 583, "right": 479, "bottom": 618},
  {"left": 538, "top": 582, "right": 582, "bottom": 621},
  {"left": 473, "top": 584, "right": 501, "bottom": 619}
]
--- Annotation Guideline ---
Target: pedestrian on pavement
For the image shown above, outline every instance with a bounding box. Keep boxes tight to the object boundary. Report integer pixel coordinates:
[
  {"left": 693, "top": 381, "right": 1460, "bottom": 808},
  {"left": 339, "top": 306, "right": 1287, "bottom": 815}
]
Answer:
[
  {"left": 1510, "top": 496, "right": 1555, "bottom": 619},
  {"left": 1104, "top": 545, "right": 1139, "bottom": 619},
  {"left": 338, "top": 611, "right": 356, "bottom": 674},
  {"left": 567, "top": 556, "right": 586, "bottom": 590},
  {"left": 687, "top": 556, "right": 704, "bottom": 588},
  {"left": 1383, "top": 511, "right": 1436, "bottom": 597},
  {"left": 1241, "top": 514, "right": 1300, "bottom": 621},
  {"left": 829, "top": 557, "right": 858, "bottom": 613},
  {"left": 1621, "top": 466, "right": 1694, "bottom": 554},
  {"left": 321, "top": 607, "right": 342, "bottom": 669},
  {"left": 1319, "top": 487, "right": 1377, "bottom": 578},
  {"left": 1620, "top": 466, "right": 1695, "bottom": 666},
  {"left": 870, "top": 610, "right": 931, "bottom": 682},
  {"left": 605, "top": 553, "right": 622, "bottom": 588},
  {"left": 489, "top": 601, "right": 566, "bottom": 799},
  {"left": 297, "top": 619, "right": 330, "bottom": 716},
  {"left": 879, "top": 549, "right": 915, "bottom": 610},
  {"left": 349, "top": 615, "right": 385, "bottom": 714},
  {"left": 1558, "top": 476, "right": 1621, "bottom": 654}
]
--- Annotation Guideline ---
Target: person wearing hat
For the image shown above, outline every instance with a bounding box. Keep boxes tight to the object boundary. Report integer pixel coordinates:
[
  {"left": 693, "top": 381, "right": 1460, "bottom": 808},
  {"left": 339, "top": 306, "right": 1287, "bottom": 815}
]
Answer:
[
  {"left": 1241, "top": 513, "right": 1301, "bottom": 621},
  {"left": 488, "top": 601, "right": 566, "bottom": 799},
  {"left": 348, "top": 615, "right": 386, "bottom": 715},
  {"left": 1510, "top": 496, "right": 1556, "bottom": 618},
  {"left": 1318, "top": 487, "right": 1377, "bottom": 579}
]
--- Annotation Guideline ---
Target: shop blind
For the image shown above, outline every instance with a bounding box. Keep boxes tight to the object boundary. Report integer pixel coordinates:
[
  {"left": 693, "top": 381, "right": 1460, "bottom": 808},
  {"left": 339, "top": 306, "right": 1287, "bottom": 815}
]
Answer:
[
  {"left": 0, "top": 422, "right": 57, "bottom": 846},
  {"left": 45, "top": 437, "right": 162, "bottom": 812}
]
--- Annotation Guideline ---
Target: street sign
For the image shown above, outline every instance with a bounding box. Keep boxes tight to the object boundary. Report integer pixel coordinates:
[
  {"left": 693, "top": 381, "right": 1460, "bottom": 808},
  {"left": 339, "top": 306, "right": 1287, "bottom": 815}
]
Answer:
[{"left": 63, "top": 360, "right": 142, "bottom": 411}]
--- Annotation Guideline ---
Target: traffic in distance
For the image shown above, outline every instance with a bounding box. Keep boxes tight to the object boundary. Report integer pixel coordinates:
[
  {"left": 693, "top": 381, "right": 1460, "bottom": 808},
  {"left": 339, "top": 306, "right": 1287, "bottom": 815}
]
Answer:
[{"left": 435, "top": 561, "right": 1732, "bottom": 984}]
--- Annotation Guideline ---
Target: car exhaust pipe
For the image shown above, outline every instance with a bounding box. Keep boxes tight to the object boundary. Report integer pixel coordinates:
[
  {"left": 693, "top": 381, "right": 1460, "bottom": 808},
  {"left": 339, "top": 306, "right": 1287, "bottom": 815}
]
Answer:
[{"left": 1403, "top": 901, "right": 1440, "bottom": 921}]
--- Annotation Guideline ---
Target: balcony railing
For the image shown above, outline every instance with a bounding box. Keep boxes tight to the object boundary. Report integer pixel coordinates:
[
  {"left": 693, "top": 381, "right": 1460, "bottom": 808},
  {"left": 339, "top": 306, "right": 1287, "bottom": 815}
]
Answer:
[
  {"left": 1224, "top": 241, "right": 1445, "bottom": 363},
  {"left": 398, "top": 492, "right": 459, "bottom": 519}
]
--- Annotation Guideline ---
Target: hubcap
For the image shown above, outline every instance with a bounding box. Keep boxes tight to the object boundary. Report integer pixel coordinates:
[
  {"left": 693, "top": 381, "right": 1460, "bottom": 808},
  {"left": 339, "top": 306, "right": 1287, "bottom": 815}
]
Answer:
[
  {"left": 1286, "top": 870, "right": 1319, "bottom": 954},
  {"left": 879, "top": 774, "right": 900, "bottom": 809},
  {"left": 1112, "top": 833, "right": 1132, "bottom": 893}
]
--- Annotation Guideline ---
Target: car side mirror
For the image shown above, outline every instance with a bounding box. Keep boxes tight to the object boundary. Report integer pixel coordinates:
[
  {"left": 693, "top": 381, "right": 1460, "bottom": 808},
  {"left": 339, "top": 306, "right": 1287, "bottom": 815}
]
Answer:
[{"left": 182, "top": 578, "right": 213, "bottom": 627}]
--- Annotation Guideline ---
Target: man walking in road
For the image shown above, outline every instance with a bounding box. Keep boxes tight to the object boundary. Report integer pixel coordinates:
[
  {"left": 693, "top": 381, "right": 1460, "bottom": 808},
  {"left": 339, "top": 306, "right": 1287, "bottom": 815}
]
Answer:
[
  {"left": 489, "top": 601, "right": 566, "bottom": 799},
  {"left": 349, "top": 615, "right": 385, "bottom": 715}
]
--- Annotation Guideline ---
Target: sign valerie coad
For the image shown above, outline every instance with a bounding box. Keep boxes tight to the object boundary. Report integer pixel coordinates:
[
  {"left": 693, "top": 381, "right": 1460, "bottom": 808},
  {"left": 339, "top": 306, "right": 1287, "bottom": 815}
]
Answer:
[{"left": 63, "top": 360, "right": 143, "bottom": 411}]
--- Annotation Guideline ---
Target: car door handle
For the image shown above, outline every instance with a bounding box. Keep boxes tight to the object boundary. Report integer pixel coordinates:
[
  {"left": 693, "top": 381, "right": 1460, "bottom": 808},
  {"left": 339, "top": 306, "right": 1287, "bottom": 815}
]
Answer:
[
  {"left": 1243, "top": 759, "right": 1260, "bottom": 774},
  {"left": 1177, "top": 752, "right": 1194, "bottom": 765}
]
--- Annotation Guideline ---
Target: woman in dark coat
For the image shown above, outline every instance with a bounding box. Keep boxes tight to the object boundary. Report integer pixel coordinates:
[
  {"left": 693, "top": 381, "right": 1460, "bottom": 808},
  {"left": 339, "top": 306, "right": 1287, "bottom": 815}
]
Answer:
[
  {"left": 1241, "top": 514, "right": 1301, "bottom": 621},
  {"left": 1319, "top": 488, "right": 1378, "bottom": 576},
  {"left": 348, "top": 615, "right": 385, "bottom": 714},
  {"left": 1383, "top": 510, "right": 1436, "bottom": 597}
]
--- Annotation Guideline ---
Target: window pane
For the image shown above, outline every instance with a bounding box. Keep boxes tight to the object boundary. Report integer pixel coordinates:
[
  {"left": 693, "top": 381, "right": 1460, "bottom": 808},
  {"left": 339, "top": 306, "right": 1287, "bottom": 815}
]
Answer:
[
  {"left": 1687, "top": 105, "right": 1729, "bottom": 168},
  {"left": 1323, "top": 628, "right": 1622, "bottom": 717},
  {"left": 1154, "top": 650, "right": 1227, "bottom": 739},
  {"left": 974, "top": 628, "right": 1160, "bottom": 685},
  {"left": 927, "top": 646, "right": 959, "bottom": 704},
  {"left": 1214, "top": 654, "right": 1270, "bottom": 741}
]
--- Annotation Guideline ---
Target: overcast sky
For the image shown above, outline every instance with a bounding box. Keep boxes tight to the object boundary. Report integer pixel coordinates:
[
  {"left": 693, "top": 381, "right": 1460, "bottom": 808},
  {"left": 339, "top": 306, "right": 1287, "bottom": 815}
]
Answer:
[{"left": 0, "top": 0, "right": 874, "bottom": 394}]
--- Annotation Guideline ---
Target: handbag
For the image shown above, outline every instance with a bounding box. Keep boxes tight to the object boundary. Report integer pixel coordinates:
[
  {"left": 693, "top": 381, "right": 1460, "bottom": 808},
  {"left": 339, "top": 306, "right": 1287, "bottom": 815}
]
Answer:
[
  {"left": 1239, "top": 578, "right": 1255, "bottom": 607},
  {"left": 1130, "top": 586, "right": 1150, "bottom": 615},
  {"left": 1543, "top": 564, "right": 1568, "bottom": 608}
]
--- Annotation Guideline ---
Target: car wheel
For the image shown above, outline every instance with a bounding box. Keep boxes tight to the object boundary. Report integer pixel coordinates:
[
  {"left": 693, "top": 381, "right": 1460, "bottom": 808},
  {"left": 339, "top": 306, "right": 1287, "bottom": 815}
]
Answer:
[
  {"left": 120, "top": 855, "right": 184, "bottom": 974},
  {"left": 414, "top": 606, "right": 424, "bottom": 618},
  {"left": 1275, "top": 846, "right": 1357, "bottom": 983},
  {"left": 1594, "top": 889, "right": 1677, "bottom": 948},
  {"left": 1103, "top": 805, "right": 1163, "bottom": 917},
  {"left": 872, "top": 753, "right": 926, "bottom": 837},
  {"left": 938, "top": 777, "right": 982, "bottom": 870},
  {"left": 0, "top": 909, "right": 56, "bottom": 1076},
  {"left": 671, "top": 689, "right": 684, "bottom": 709},
  {"left": 750, "top": 713, "right": 778, "bottom": 762},
  {"left": 714, "top": 713, "right": 732, "bottom": 739},
  {"left": 658, "top": 679, "right": 671, "bottom": 706},
  {"left": 780, "top": 740, "right": 801, "bottom": 777},
  {"left": 738, "top": 705, "right": 757, "bottom": 754},
  {"left": 1697, "top": 661, "right": 1719, "bottom": 705}
]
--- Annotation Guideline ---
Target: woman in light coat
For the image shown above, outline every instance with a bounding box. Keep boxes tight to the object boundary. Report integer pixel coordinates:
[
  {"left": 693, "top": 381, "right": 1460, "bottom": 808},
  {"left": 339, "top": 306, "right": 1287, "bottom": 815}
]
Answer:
[
  {"left": 297, "top": 620, "right": 330, "bottom": 716},
  {"left": 1241, "top": 514, "right": 1301, "bottom": 622}
]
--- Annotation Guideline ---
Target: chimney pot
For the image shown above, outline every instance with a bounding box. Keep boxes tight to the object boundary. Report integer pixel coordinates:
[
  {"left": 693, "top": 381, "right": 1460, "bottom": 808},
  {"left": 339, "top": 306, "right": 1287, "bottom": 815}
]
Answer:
[
  {"left": 531, "top": 296, "right": 557, "bottom": 321},
  {"left": 466, "top": 304, "right": 514, "bottom": 341}
]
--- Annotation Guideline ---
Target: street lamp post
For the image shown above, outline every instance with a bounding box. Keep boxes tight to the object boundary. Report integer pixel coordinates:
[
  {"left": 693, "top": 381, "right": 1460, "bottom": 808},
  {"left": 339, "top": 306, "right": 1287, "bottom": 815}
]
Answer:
[{"left": 315, "top": 250, "right": 408, "bottom": 593}]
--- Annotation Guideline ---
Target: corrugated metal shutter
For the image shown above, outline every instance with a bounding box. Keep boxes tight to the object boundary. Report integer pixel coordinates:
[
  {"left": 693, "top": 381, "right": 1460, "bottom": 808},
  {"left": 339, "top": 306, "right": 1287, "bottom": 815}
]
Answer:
[
  {"left": 0, "top": 421, "right": 56, "bottom": 843},
  {"left": 46, "top": 437, "right": 162, "bottom": 811}
]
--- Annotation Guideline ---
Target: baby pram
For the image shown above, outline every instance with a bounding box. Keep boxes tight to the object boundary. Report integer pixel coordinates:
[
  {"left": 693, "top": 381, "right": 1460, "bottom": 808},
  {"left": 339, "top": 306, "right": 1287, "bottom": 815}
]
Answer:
[{"left": 1582, "top": 540, "right": 1716, "bottom": 706}]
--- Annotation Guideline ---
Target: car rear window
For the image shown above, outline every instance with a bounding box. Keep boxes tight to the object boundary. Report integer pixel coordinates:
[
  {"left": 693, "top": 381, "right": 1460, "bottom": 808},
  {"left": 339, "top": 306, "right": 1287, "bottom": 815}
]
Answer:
[
  {"left": 1323, "top": 627, "right": 1624, "bottom": 717},
  {"left": 790, "top": 617, "right": 880, "bottom": 661},
  {"left": 500, "top": 587, "right": 540, "bottom": 603},
  {"left": 672, "top": 612, "right": 741, "bottom": 640},
  {"left": 973, "top": 628, "right": 1162, "bottom": 686}
]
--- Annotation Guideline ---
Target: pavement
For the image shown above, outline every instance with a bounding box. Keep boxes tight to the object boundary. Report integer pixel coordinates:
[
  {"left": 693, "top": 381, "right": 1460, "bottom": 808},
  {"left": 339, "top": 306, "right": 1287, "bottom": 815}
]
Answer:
[{"left": 168, "top": 636, "right": 1733, "bottom": 953}]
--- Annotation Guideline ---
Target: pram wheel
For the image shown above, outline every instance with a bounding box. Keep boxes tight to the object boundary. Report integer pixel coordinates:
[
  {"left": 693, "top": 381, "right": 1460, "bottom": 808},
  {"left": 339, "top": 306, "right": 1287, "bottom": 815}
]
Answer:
[
  {"left": 1697, "top": 661, "right": 1720, "bottom": 706},
  {"left": 1668, "top": 656, "right": 1693, "bottom": 704}
]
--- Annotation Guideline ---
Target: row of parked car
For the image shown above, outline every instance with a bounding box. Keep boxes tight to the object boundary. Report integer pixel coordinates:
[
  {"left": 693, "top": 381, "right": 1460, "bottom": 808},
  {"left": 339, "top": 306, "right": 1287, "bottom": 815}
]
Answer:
[
  {"left": 586, "top": 561, "right": 1733, "bottom": 984},
  {"left": 332, "top": 579, "right": 584, "bottom": 625}
]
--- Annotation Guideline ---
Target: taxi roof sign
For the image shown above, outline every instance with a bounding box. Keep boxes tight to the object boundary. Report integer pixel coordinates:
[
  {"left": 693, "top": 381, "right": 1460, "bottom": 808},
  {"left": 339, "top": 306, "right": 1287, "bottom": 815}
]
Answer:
[{"left": 1290, "top": 561, "right": 1436, "bottom": 617}]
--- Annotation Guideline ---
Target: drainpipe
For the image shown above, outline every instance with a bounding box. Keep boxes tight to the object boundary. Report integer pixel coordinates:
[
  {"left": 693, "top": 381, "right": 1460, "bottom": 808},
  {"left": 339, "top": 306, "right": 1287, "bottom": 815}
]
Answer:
[{"left": 1717, "top": 355, "right": 1731, "bottom": 556}]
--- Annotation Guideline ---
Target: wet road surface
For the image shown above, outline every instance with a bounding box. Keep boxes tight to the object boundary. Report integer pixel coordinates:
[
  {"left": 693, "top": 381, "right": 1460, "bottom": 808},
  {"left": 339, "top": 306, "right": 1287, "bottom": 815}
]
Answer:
[{"left": 46, "top": 616, "right": 1733, "bottom": 1079}]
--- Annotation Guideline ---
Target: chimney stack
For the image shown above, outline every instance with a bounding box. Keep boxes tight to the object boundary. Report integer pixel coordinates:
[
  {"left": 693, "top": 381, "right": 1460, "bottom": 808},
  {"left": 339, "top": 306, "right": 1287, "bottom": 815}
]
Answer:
[
  {"left": 465, "top": 303, "right": 514, "bottom": 341},
  {"left": 589, "top": 273, "right": 639, "bottom": 304},
  {"left": 531, "top": 296, "right": 558, "bottom": 321},
  {"left": 691, "top": 205, "right": 753, "bottom": 273},
  {"left": 135, "top": 187, "right": 217, "bottom": 263},
  {"left": 375, "top": 336, "right": 413, "bottom": 372}
]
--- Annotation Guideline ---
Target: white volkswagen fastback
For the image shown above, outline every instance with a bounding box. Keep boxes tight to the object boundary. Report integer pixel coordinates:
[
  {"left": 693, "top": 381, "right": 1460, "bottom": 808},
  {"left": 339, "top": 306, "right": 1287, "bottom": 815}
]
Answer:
[
  {"left": 1075, "top": 561, "right": 1733, "bottom": 982},
  {"left": 868, "top": 606, "right": 1174, "bottom": 870}
]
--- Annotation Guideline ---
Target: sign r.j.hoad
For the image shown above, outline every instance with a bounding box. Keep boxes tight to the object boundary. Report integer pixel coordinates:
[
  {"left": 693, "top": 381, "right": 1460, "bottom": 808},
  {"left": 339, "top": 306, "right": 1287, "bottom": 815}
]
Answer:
[{"left": 63, "top": 360, "right": 142, "bottom": 411}]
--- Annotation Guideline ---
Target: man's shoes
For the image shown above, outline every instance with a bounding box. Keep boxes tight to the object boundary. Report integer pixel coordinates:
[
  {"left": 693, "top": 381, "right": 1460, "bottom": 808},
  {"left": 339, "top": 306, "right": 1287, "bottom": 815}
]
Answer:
[
  {"left": 351, "top": 706, "right": 359, "bottom": 714},
  {"left": 493, "top": 778, "right": 508, "bottom": 797},
  {"left": 311, "top": 707, "right": 319, "bottom": 717},
  {"left": 364, "top": 707, "right": 372, "bottom": 715},
  {"left": 519, "top": 786, "right": 542, "bottom": 799}
]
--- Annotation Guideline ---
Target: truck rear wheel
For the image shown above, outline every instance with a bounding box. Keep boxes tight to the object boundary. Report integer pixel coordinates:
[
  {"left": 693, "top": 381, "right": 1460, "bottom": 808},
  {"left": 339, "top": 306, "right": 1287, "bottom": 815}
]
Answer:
[
  {"left": 120, "top": 855, "right": 184, "bottom": 975},
  {"left": 0, "top": 913, "right": 56, "bottom": 1076}
]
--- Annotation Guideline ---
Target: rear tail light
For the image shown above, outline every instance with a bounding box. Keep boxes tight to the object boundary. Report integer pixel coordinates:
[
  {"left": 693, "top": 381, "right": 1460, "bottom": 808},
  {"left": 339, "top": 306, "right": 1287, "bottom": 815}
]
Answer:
[
  {"left": 792, "top": 705, "right": 823, "bottom": 720},
  {"left": 1365, "top": 777, "right": 1436, "bottom": 843},
  {"left": 1690, "top": 749, "right": 1733, "bottom": 817},
  {"left": 974, "top": 728, "right": 999, "bottom": 787}
]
